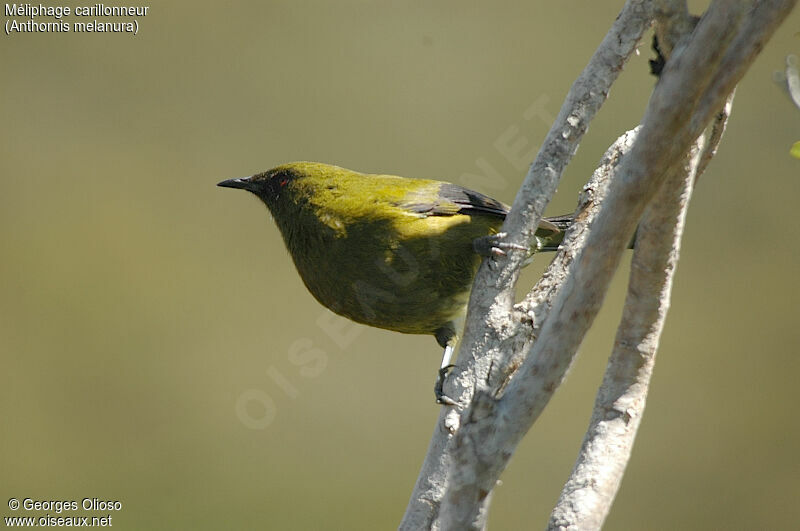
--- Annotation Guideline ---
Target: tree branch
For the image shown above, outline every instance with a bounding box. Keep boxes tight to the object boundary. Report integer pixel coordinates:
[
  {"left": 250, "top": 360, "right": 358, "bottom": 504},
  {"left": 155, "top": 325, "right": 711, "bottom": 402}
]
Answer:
[
  {"left": 547, "top": 132, "right": 703, "bottom": 531},
  {"left": 437, "top": 1, "right": 796, "bottom": 529},
  {"left": 400, "top": 2, "right": 654, "bottom": 528},
  {"left": 546, "top": 84, "right": 734, "bottom": 530},
  {"left": 547, "top": 12, "right": 734, "bottom": 528},
  {"left": 402, "top": 0, "right": 795, "bottom": 529}
]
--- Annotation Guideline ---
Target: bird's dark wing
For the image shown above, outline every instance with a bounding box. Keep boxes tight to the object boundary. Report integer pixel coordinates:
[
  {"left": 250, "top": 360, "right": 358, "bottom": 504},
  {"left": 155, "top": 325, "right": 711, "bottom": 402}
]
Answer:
[
  {"left": 402, "top": 182, "right": 510, "bottom": 218},
  {"left": 400, "top": 181, "right": 567, "bottom": 235}
]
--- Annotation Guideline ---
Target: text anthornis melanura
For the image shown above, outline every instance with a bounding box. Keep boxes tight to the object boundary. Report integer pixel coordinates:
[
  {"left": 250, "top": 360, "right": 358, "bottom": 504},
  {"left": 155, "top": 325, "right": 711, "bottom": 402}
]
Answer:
[{"left": 218, "top": 162, "right": 570, "bottom": 403}]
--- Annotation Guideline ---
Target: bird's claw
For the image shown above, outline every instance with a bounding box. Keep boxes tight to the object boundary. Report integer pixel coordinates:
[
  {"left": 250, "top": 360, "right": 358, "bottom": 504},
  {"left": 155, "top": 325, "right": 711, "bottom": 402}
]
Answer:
[
  {"left": 473, "top": 232, "right": 527, "bottom": 259},
  {"left": 435, "top": 364, "right": 458, "bottom": 406}
]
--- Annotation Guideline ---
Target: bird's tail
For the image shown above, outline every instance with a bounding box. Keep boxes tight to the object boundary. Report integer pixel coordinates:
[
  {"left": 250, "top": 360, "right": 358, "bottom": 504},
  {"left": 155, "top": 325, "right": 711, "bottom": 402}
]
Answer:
[
  {"left": 536, "top": 214, "right": 574, "bottom": 252},
  {"left": 536, "top": 214, "right": 637, "bottom": 251}
]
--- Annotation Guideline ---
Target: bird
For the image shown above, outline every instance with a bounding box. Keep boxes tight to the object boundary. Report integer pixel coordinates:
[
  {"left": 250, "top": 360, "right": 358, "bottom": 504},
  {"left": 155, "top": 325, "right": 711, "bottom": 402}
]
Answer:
[{"left": 218, "top": 162, "right": 571, "bottom": 404}]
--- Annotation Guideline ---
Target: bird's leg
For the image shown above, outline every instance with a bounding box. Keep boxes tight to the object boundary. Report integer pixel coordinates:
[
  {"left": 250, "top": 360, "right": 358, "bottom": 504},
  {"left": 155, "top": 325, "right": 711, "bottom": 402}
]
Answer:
[
  {"left": 473, "top": 232, "right": 528, "bottom": 259},
  {"left": 435, "top": 345, "right": 458, "bottom": 406}
]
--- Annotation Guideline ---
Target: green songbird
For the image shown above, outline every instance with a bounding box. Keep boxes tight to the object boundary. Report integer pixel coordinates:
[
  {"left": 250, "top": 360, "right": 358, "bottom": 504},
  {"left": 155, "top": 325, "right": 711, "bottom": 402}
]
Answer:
[{"left": 218, "top": 162, "right": 570, "bottom": 403}]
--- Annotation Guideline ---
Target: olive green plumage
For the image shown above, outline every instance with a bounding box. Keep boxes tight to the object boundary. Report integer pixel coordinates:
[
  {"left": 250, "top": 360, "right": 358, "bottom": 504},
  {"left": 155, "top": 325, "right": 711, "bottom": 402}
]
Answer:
[{"left": 218, "top": 162, "right": 568, "bottom": 349}]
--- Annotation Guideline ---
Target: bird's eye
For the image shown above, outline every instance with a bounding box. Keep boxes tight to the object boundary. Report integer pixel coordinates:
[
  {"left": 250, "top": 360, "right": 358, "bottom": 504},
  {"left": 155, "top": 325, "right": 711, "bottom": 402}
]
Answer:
[{"left": 279, "top": 178, "right": 289, "bottom": 187}]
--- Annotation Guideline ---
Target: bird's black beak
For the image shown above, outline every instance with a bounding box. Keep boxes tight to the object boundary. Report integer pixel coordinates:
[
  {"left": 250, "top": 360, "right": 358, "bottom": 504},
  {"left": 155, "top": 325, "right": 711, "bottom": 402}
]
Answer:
[{"left": 217, "top": 176, "right": 253, "bottom": 190}]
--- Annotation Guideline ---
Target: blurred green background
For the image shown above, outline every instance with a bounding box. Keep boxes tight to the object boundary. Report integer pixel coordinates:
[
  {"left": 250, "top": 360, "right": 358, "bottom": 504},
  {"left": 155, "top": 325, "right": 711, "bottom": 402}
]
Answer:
[{"left": 2, "top": 1, "right": 799, "bottom": 529}]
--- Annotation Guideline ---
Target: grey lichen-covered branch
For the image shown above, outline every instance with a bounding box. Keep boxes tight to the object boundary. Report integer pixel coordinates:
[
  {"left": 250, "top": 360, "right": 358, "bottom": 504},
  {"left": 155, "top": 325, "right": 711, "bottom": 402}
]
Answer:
[
  {"left": 400, "top": 1, "right": 654, "bottom": 529},
  {"left": 435, "top": 2, "right": 795, "bottom": 529},
  {"left": 547, "top": 134, "right": 703, "bottom": 531},
  {"left": 547, "top": 139, "right": 700, "bottom": 531},
  {"left": 403, "top": 0, "right": 797, "bottom": 529},
  {"left": 546, "top": 91, "right": 734, "bottom": 531},
  {"left": 544, "top": 8, "right": 729, "bottom": 528}
]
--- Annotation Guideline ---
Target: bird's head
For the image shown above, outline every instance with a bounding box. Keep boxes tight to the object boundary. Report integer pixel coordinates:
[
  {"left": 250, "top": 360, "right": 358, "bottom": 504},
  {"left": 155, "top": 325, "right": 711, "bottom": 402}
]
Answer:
[
  {"left": 218, "top": 163, "right": 294, "bottom": 205},
  {"left": 218, "top": 162, "right": 344, "bottom": 208}
]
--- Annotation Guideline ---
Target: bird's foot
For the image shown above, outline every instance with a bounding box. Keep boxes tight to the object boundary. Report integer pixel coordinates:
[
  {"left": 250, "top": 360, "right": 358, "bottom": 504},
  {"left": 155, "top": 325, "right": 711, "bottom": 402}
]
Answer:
[
  {"left": 435, "top": 365, "right": 458, "bottom": 406},
  {"left": 473, "top": 232, "right": 527, "bottom": 259}
]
